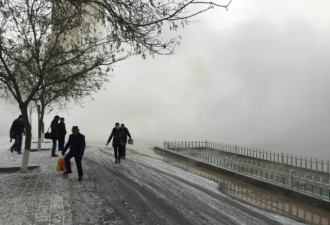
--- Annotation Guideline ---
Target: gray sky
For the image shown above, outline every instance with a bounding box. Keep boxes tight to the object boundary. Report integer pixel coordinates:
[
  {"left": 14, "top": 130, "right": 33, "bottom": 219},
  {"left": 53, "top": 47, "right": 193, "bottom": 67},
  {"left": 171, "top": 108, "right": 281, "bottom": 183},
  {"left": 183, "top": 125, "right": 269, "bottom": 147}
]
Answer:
[{"left": 1, "top": 0, "right": 330, "bottom": 159}]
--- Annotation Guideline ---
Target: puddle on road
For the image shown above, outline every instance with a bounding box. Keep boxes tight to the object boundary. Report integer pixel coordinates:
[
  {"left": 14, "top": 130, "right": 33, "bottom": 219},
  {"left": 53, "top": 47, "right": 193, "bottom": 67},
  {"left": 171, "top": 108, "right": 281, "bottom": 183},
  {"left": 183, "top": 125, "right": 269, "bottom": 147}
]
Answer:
[{"left": 159, "top": 152, "right": 330, "bottom": 225}]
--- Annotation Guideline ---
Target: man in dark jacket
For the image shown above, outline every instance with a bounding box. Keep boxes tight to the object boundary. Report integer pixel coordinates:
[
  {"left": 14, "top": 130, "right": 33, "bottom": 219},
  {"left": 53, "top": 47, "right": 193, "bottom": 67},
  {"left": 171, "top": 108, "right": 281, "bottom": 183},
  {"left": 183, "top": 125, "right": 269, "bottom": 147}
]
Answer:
[
  {"left": 120, "top": 123, "right": 132, "bottom": 159},
  {"left": 9, "top": 115, "right": 25, "bottom": 154},
  {"left": 106, "top": 122, "right": 124, "bottom": 163},
  {"left": 50, "top": 115, "right": 60, "bottom": 157},
  {"left": 62, "top": 126, "right": 86, "bottom": 181},
  {"left": 58, "top": 117, "right": 67, "bottom": 151}
]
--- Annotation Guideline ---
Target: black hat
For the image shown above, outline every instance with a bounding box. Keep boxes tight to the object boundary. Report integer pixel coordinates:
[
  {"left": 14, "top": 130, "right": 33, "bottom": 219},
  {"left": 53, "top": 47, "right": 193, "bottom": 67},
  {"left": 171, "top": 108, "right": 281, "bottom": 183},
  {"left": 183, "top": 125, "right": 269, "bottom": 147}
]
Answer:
[{"left": 71, "top": 126, "right": 79, "bottom": 131}]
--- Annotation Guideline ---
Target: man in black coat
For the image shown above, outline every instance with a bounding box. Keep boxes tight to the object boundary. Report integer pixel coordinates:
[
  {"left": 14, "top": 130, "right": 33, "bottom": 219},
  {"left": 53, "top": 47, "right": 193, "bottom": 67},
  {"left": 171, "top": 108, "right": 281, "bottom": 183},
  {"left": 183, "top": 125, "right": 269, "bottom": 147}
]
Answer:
[
  {"left": 9, "top": 115, "right": 25, "bottom": 154},
  {"left": 58, "top": 117, "right": 67, "bottom": 151},
  {"left": 106, "top": 122, "right": 124, "bottom": 163},
  {"left": 50, "top": 115, "right": 60, "bottom": 157},
  {"left": 120, "top": 123, "right": 132, "bottom": 159},
  {"left": 62, "top": 126, "right": 86, "bottom": 181}
]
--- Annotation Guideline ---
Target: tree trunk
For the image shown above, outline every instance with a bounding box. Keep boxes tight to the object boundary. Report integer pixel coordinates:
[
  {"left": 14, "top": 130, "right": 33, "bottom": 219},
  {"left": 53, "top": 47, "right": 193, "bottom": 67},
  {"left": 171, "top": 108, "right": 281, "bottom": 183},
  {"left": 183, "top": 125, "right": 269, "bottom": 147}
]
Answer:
[
  {"left": 37, "top": 104, "right": 46, "bottom": 150},
  {"left": 20, "top": 104, "right": 32, "bottom": 173},
  {"left": 37, "top": 104, "right": 41, "bottom": 151},
  {"left": 41, "top": 121, "right": 45, "bottom": 143},
  {"left": 29, "top": 106, "right": 33, "bottom": 139}
]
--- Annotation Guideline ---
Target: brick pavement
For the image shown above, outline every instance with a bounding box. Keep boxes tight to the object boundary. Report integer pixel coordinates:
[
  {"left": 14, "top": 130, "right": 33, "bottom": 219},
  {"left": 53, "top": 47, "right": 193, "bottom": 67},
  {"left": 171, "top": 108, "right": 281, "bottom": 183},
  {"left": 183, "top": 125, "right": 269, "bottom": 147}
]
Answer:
[{"left": 0, "top": 150, "right": 75, "bottom": 225}]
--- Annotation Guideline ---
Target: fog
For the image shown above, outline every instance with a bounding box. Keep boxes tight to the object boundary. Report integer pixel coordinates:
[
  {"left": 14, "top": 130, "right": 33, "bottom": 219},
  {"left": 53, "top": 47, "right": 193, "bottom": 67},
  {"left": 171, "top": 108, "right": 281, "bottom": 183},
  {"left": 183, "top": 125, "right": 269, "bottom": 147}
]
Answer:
[{"left": 1, "top": 0, "right": 330, "bottom": 159}]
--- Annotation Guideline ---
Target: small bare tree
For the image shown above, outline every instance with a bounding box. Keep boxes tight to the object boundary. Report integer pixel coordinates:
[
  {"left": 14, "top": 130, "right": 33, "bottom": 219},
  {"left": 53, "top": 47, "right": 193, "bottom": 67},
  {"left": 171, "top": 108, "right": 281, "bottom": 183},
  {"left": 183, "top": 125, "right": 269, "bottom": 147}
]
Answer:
[{"left": 34, "top": 67, "right": 111, "bottom": 151}]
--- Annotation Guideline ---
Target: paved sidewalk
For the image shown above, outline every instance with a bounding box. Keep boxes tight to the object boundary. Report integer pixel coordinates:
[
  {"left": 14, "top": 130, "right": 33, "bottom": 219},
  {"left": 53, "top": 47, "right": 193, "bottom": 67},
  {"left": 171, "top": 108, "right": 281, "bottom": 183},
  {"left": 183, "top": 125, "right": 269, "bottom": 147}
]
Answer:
[
  {"left": 0, "top": 150, "right": 74, "bottom": 225},
  {"left": 0, "top": 142, "right": 118, "bottom": 225}
]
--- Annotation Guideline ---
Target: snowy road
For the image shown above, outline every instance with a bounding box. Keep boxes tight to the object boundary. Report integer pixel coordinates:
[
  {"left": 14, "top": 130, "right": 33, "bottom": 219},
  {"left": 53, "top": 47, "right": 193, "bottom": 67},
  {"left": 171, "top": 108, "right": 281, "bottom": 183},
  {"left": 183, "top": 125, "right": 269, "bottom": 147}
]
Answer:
[{"left": 69, "top": 145, "right": 303, "bottom": 225}]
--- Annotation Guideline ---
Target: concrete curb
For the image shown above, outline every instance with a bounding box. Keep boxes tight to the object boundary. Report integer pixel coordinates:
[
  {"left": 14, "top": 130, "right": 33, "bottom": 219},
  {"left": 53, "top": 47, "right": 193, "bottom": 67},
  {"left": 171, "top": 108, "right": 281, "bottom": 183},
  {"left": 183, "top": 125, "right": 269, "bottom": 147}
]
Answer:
[
  {"left": 30, "top": 148, "right": 50, "bottom": 152},
  {"left": 0, "top": 165, "right": 40, "bottom": 172}
]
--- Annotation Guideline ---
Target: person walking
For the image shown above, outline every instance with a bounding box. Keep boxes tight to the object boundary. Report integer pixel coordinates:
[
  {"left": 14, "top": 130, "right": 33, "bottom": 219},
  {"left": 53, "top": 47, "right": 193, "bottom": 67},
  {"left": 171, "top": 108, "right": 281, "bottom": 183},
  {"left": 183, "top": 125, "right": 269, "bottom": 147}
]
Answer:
[
  {"left": 62, "top": 126, "right": 86, "bottom": 181},
  {"left": 50, "top": 115, "right": 60, "bottom": 157},
  {"left": 58, "top": 117, "right": 67, "bottom": 151},
  {"left": 120, "top": 123, "right": 132, "bottom": 159},
  {"left": 9, "top": 115, "right": 25, "bottom": 154},
  {"left": 106, "top": 122, "right": 125, "bottom": 163}
]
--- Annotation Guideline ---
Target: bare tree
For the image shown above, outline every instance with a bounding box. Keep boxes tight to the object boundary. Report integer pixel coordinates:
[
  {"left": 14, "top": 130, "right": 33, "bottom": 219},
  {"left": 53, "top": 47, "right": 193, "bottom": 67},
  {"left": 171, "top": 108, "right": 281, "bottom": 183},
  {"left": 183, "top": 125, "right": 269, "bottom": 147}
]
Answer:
[
  {"left": 0, "top": 0, "right": 232, "bottom": 172},
  {"left": 34, "top": 68, "right": 110, "bottom": 151}
]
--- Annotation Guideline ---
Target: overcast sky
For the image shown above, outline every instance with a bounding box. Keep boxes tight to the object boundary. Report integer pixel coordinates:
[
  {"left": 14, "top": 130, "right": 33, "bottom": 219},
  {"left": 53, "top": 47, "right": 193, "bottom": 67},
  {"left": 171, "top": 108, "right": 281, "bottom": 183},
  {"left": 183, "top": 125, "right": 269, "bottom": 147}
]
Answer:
[{"left": 1, "top": 0, "right": 330, "bottom": 159}]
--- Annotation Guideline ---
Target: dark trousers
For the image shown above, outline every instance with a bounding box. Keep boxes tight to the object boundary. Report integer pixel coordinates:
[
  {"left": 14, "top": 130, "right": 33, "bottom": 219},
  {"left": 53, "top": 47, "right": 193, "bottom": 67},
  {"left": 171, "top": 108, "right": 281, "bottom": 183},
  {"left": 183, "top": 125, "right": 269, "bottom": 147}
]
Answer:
[
  {"left": 51, "top": 138, "right": 57, "bottom": 156},
  {"left": 64, "top": 151, "right": 83, "bottom": 178},
  {"left": 122, "top": 144, "right": 127, "bottom": 157},
  {"left": 58, "top": 135, "right": 65, "bottom": 150},
  {"left": 11, "top": 134, "right": 22, "bottom": 153},
  {"left": 113, "top": 145, "right": 122, "bottom": 159}
]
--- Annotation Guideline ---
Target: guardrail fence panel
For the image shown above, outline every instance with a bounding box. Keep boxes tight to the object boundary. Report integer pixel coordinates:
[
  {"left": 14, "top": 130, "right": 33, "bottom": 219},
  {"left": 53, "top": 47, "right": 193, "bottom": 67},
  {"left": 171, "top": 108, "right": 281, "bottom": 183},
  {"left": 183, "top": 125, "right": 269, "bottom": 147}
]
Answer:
[{"left": 162, "top": 140, "right": 330, "bottom": 201}]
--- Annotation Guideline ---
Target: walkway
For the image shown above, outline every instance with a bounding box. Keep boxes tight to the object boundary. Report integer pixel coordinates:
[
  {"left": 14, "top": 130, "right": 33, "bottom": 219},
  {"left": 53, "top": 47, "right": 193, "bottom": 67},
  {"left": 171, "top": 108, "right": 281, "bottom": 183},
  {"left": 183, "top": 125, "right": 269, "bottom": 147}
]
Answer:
[{"left": 0, "top": 143, "right": 303, "bottom": 225}]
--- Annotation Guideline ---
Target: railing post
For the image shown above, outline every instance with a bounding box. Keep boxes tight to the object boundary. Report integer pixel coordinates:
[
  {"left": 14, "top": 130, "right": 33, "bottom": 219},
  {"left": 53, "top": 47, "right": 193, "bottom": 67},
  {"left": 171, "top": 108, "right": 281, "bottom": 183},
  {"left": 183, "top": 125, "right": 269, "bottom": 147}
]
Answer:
[
  {"left": 328, "top": 180, "right": 330, "bottom": 199},
  {"left": 310, "top": 157, "right": 313, "bottom": 170},
  {"left": 316, "top": 158, "right": 318, "bottom": 171},
  {"left": 320, "top": 177, "right": 323, "bottom": 196},
  {"left": 286, "top": 153, "right": 288, "bottom": 165},
  {"left": 312, "top": 176, "right": 315, "bottom": 194},
  {"left": 296, "top": 172, "right": 300, "bottom": 189},
  {"left": 262, "top": 150, "right": 265, "bottom": 160},
  {"left": 289, "top": 170, "right": 293, "bottom": 189},
  {"left": 321, "top": 159, "right": 324, "bottom": 173},
  {"left": 281, "top": 153, "right": 284, "bottom": 166}
]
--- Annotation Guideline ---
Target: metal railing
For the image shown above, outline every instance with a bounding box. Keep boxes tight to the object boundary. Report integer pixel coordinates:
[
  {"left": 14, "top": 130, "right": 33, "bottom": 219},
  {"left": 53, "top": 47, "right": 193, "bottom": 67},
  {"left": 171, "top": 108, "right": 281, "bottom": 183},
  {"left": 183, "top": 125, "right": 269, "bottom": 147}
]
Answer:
[
  {"left": 164, "top": 141, "right": 330, "bottom": 173},
  {"left": 163, "top": 156, "right": 330, "bottom": 225},
  {"left": 161, "top": 141, "right": 330, "bottom": 201}
]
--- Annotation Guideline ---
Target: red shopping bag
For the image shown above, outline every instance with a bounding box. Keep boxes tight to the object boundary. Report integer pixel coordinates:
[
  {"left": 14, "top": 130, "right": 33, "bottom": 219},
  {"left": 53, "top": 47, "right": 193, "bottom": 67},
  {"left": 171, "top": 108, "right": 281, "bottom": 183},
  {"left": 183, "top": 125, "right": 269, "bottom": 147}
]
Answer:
[
  {"left": 56, "top": 155, "right": 68, "bottom": 171},
  {"left": 60, "top": 157, "right": 66, "bottom": 170}
]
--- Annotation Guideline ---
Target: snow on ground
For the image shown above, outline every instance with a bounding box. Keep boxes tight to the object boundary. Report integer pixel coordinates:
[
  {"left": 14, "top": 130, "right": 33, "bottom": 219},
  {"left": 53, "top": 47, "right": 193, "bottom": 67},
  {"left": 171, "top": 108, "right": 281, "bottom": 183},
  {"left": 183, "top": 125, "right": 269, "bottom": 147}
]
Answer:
[
  {"left": 130, "top": 152, "right": 304, "bottom": 225},
  {"left": 0, "top": 137, "right": 51, "bottom": 168},
  {"left": 0, "top": 137, "right": 305, "bottom": 224}
]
